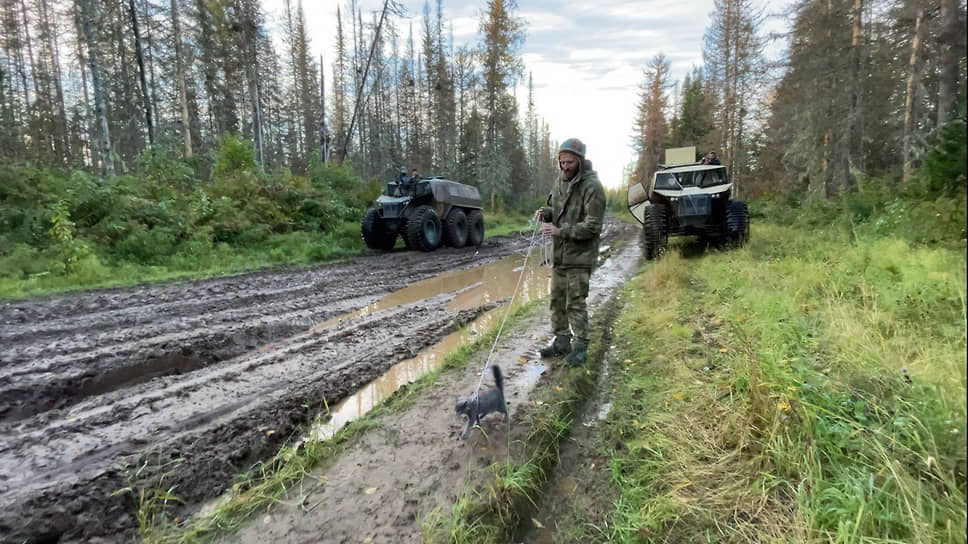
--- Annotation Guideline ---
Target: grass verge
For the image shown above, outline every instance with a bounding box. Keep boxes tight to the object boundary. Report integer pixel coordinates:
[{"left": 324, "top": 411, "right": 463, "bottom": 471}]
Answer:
[
  {"left": 485, "top": 211, "right": 536, "bottom": 239},
  {"left": 0, "top": 221, "right": 364, "bottom": 300},
  {"left": 598, "top": 222, "right": 966, "bottom": 542}
]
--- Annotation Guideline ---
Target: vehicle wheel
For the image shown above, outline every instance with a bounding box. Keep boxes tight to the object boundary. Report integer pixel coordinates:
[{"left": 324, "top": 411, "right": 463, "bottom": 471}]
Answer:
[
  {"left": 466, "top": 209, "right": 485, "bottom": 246},
  {"left": 361, "top": 208, "right": 397, "bottom": 251},
  {"left": 641, "top": 204, "right": 668, "bottom": 260},
  {"left": 444, "top": 209, "right": 469, "bottom": 248},
  {"left": 406, "top": 205, "right": 442, "bottom": 251},
  {"left": 401, "top": 220, "right": 414, "bottom": 249},
  {"left": 725, "top": 200, "right": 750, "bottom": 247}
]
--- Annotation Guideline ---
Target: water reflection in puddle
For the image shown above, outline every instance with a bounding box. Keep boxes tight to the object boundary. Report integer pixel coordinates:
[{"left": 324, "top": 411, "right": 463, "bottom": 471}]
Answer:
[
  {"left": 314, "top": 252, "right": 548, "bottom": 332},
  {"left": 309, "top": 252, "right": 550, "bottom": 442}
]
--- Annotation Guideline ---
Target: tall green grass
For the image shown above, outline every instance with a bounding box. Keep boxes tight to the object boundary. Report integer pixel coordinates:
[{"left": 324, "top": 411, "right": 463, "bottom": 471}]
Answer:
[{"left": 603, "top": 222, "right": 966, "bottom": 542}]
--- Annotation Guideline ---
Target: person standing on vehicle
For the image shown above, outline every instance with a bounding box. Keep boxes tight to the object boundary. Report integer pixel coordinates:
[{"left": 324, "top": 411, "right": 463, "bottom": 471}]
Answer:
[
  {"left": 701, "top": 151, "right": 721, "bottom": 165},
  {"left": 396, "top": 166, "right": 412, "bottom": 195},
  {"left": 534, "top": 138, "right": 606, "bottom": 366}
]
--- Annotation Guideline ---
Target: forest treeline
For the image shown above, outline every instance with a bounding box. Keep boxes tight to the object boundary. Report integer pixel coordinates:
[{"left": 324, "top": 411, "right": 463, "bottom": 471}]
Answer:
[
  {"left": 0, "top": 0, "right": 555, "bottom": 203},
  {"left": 0, "top": 0, "right": 965, "bottom": 296},
  {"left": 1, "top": 0, "right": 966, "bottom": 194},
  {"left": 632, "top": 0, "right": 967, "bottom": 200}
]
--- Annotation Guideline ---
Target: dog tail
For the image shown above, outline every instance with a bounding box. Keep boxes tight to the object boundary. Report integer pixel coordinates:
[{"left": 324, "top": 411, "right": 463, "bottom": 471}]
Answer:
[{"left": 491, "top": 365, "right": 503, "bottom": 392}]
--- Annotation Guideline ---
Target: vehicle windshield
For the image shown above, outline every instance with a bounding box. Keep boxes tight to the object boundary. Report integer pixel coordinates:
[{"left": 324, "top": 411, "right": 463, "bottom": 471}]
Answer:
[{"left": 654, "top": 168, "right": 728, "bottom": 190}]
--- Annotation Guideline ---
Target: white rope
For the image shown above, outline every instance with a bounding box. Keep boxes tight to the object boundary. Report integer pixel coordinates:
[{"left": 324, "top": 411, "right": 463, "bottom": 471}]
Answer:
[{"left": 473, "top": 221, "right": 544, "bottom": 394}]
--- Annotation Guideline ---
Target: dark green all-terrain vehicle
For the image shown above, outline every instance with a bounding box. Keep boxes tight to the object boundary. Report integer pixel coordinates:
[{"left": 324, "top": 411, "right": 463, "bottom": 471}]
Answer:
[
  {"left": 361, "top": 176, "right": 485, "bottom": 252},
  {"left": 627, "top": 163, "right": 750, "bottom": 260}
]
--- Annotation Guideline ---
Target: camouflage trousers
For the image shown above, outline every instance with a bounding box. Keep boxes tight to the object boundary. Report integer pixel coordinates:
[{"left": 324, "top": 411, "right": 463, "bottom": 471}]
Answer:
[{"left": 550, "top": 267, "right": 591, "bottom": 344}]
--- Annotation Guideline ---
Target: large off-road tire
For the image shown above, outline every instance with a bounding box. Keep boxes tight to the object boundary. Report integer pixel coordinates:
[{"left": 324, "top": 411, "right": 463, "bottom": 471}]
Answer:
[
  {"left": 724, "top": 200, "right": 750, "bottom": 247},
  {"left": 641, "top": 204, "right": 669, "bottom": 261},
  {"left": 443, "top": 209, "right": 469, "bottom": 248},
  {"left": 361, "top": 208, "right": 398, "bottom": 251},
  {"left": 406, "top": 205, "right": 443, "bottom": 251},
  {"left": 466, "top": 209, "right": 485, "bottom": 246},
  {"left": 401, "top": 222, "right": 414, "bottom": 249}
]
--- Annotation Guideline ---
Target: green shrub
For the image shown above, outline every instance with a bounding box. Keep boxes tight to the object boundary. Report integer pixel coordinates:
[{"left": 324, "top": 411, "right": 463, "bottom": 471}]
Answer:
[
  {"left": 135, "top": 145, "right": 197, "bottom": 193},
  {"left": 213, "top": 134, "right": 259, "bottom": 176},
  {"left": 116, "top": 227, "right": 179, "bottom": 265},
  {"left": 0, "top": 243, "right": 49, "bottom": 278},
  {"left": 755, "top": 175, "right": 967, "bottom": 249},
  {"left": 920, "top": 118, "right": 967, "bottom": 196}
]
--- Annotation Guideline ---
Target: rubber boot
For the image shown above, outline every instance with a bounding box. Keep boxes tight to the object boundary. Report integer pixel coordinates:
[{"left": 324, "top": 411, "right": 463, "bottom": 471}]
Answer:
[
  {"left": 539, "top": 335, "right": 571, "bottom": 358},
  {"left": 564, "top": 341, "right": 588, "bottom": 366}
]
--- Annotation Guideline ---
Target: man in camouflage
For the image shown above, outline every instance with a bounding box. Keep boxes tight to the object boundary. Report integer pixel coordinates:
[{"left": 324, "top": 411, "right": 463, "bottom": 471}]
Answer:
[{"left": 534, "top": 138, "right": 606, "bottom": 366}]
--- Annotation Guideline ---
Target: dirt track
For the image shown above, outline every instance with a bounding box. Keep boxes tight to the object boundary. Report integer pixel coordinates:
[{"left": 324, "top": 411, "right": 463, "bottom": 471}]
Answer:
[
  {"left": 0, "top": 219, "right": 639, "bottom": 543},
  {"left": 226, "top": 222, "right": 642, "bottom": 544},
  {"left": 0, "top": 234, "right": 539, "bottom": 543}
]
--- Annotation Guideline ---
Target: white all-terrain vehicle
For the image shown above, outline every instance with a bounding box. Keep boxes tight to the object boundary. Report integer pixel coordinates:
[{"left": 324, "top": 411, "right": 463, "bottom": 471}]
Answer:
[{"left": 627, "top": 163, "right": 750, "bottom": 260}]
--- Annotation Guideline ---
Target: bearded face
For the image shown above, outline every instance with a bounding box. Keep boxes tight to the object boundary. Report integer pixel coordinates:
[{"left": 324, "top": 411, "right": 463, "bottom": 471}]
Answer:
[{"left": 559, "top": 152, "right": 580, "bottom": 180}]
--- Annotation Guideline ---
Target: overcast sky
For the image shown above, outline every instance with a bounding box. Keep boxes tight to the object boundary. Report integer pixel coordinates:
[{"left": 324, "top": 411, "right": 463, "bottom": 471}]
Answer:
[{"left": 263, "top": 0, "right": 790, "bottom": 189}]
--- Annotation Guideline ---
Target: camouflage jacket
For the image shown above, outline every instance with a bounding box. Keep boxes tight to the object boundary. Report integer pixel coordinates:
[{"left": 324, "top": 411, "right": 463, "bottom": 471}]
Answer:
[{"left": 540, "top": 160, "right": 606, "bottom": 269}]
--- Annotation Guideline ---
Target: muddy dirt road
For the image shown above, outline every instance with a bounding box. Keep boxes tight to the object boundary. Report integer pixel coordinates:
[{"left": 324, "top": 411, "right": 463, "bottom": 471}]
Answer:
[
  {"left": 228, "top": 224, "right": 642, "bottom": 544},
  {"left": 0, "top": 219, "right": 638, "bottom": 543}
]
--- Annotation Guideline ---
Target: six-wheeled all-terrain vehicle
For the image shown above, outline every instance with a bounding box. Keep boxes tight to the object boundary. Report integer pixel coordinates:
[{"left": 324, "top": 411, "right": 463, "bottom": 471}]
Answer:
[
  {"left": 361, "top": 176, "right": 485, "bottom": 252},
  {"left": 627, "top": 163, "right": 750, "bottom": 260}
]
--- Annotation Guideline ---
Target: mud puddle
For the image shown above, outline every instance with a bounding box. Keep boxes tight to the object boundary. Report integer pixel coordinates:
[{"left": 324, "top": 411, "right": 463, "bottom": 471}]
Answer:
[
  {"left": 311, "top": 250, "right": 550, "bottom": 441},
  {"left": 315, "top": 247, "right": 547, "bottom": 331}
]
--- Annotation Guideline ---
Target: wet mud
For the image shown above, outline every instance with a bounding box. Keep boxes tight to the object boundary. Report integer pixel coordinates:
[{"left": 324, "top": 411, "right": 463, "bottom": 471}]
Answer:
[
  {"left": 0, "top": 236, "right": 531, "bottom": 543},
  {"left": 0, "top": 219, "right": 639, "bottom": 543},
  {"left": 226, "top": 221, "right": 642, "bottom": 544}
]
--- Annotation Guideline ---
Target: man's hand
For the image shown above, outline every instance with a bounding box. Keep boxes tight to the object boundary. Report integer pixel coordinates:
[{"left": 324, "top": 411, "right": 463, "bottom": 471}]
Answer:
[{"left": 540, "top": 222, "right": 560, "bottom": 237}]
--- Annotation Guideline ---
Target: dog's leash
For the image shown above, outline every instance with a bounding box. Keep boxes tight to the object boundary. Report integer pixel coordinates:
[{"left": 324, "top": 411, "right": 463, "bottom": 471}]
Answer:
[{"left": 472, "top": 220, "right": 544, "bottom": 395}]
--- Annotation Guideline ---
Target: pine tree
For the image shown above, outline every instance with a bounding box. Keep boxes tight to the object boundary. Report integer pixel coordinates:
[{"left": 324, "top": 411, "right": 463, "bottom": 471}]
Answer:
[
  {"left": 79, "top": 0, "right": 113, "bottom": 175},
  {"left": 702, "top": 0, "right": 765, "bottom": 194},
  {"left": 631, "top": 54, "right": 671, "bottom": 186},
  {"left": 477, "top": 0, "right": 525, "bottom": 206}
]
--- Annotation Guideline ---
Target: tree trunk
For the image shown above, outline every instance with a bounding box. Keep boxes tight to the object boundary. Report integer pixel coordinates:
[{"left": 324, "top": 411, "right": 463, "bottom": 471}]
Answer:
[
  {"left": 71, "top": 1, "right": 92, "bottom": 167},
  {"left": 40, "top": 0, "right": 69, "bottom": 162},
  {"left": 848, "top": 0, "right": 863, "bottom": 172},
  {"left": 936, "top": 0, "right": 961, "bottom": 127},
  {"left": 283, "top": 0, "right": 301, "bottom": 162},
  {"left": 170, "top": 0, "right": 191, "bottom": 157},
  {"left": 19, "top": 0, "right": 37, "bottom": 150},
  {"left": 340, "top": 0, "right": 389, "bottom": 163},
  {"left": 729, "top": 1, "right": 740, "bottom": 191},
  {"left": 127, "top": 0, "right": 153, "bottom": 144},
  {"left": 79, "top": 0, "right": 113, "bottom": 176},
  {"left": 818, "top": 0, "right": 835, "bottom": 198},
  {"left": 248, "top": 66, "right": 263, "bottom": 164},
  {"left": 324, "top": 58, "right": 330, "bottom": 162},
  {"left": 902, "top": 4, "right": 924, "bottom": 183},
  {"left": 141, "top": 0, "right": 160, "bottom": 140},
  {"left": 6, "top": 0, "right": 31, "bottom": 114}
]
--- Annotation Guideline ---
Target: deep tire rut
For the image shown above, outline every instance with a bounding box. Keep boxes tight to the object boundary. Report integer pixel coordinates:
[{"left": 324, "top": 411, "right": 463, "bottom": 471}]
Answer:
[{"left": 0, "top": 237, "right": 528, "bottom": 543}]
